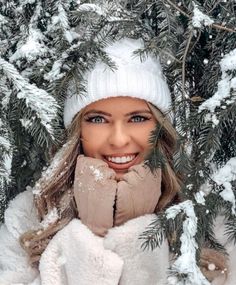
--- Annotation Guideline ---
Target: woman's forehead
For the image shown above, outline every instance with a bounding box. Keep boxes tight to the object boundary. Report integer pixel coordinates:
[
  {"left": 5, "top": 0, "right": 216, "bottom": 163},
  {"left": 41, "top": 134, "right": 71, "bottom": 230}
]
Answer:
[{"left": 83, "top": 96, "right": 150, "bottom": 114}]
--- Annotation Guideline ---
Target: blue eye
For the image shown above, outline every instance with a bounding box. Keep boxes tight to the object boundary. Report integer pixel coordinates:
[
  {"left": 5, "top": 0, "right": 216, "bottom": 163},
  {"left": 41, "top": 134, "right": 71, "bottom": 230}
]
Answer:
[
  {"left": 86, "top": 116, "right": 106, "bottom": 123},
  {"left": 130, "top": 115, "right": 149, "bottom": 123}
]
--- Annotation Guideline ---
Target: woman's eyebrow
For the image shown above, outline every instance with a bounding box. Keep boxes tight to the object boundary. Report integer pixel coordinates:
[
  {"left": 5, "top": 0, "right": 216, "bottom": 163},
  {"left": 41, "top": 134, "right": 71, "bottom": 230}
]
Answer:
[
  {"left": 83, "top": 109, "right": 152, "bottom": 116},
  {"left": 125, "top": 110, "right": 152, "bottom": 116},
  {"left": 83, "top": 110, "right": 112, "bottom": 116}
]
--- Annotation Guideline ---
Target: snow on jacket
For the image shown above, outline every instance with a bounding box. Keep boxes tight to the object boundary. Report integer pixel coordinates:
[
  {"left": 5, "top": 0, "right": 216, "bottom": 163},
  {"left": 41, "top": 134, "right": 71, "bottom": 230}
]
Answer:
[{"left": 0, "top": 190, "right": 235, "bottom": 285}]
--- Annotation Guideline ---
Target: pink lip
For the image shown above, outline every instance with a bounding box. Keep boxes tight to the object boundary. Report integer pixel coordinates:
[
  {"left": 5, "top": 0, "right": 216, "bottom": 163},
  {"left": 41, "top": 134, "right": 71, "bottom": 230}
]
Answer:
[{"left": 103, "top": 153, "right": 139, "bottom": 171}]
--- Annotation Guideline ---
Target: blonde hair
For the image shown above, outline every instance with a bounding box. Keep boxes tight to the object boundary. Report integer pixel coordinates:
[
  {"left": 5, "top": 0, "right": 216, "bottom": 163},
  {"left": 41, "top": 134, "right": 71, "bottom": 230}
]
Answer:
[
  {"left": 147, "top": 103, "right": 182, "bottom": 210},
  {"left": 20, "top": 104, "right": 228, "bottom": 280}
]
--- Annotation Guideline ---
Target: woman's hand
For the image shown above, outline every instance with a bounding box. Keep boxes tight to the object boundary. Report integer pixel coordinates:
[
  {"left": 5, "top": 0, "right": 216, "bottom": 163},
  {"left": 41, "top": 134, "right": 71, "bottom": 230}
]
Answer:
[
  {"left": 73, "top": 155, "right": 117, "bottom": 237},
  {"left": 114, "top": 163, "right": 162, "bottom": 226}
]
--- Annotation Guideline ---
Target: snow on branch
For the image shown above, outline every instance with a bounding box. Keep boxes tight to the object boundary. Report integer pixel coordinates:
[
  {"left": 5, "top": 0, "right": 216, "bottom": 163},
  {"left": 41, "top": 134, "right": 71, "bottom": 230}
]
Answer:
[
  {"left": 0, "top": 13, "right": 7, "bottom": 27},
  {"left": 212, "top": 158, "right": 236, "bottom": 215},
  {"left": 0, "top": 153, "right": 12, "bottom": 187},
  {"left": 166, "top": 200, "right": 210, "bottom": 285},
  {"left": 57, "top": 2, "right": 77, "bottom": 43},
  {"left": 40, "top": 207, "right": 59, "bottom": 229},
  {"left": 48, "top": 2, "right": 78, "bottom": 44},
  {"left": 0, "top": 91, "right": 12, "bottom": 221},
  {"left": 0, "top": 57, "right": 59, "bottom": 139},
  {"left": 221, "top": 48, "right": 236, "bottom": 73},
  {"left": 192, "top": 3, "right": 214, "bottom": 29},
  {"left": 9, "top": 1, "right": 47, "bottom": 62},
  {"left": 10, "top": 29, "right": 48, "bottom": 62},
  {"left": 0, "top": 135, "right": 11, "bottom": 151},
  {"left": 44, "top": 58, "right": 65, "bottom": 82},
  {"left": 199, "top": 48, "right": 236, "bottom": 114},
  {"left": 0, "top": 119, "right": 13, "bottom": 205},
  {"left": 77, "top": 3, "right": 105, "bottom": 16},
  {"left": 77, "top": 2, "right": 130, "bottom": 23}
]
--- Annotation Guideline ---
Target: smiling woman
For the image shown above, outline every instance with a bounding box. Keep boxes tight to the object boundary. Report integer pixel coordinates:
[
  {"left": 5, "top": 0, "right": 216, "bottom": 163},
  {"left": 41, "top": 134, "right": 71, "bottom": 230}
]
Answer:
[
  {"left": 81, "top": 96, "right": 156, "bottom": 180},
  {"left": 0, "top": 38, "right": 232, "bottom": 285}
]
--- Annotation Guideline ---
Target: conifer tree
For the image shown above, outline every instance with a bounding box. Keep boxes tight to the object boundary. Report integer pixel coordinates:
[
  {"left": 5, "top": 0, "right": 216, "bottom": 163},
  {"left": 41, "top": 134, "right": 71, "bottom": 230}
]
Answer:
[
  {"left": 137, "top": 1, "right": 236, "bottom": 284},
  {"left": 0, "top": 1, "right": 235, "bottom": 284}
]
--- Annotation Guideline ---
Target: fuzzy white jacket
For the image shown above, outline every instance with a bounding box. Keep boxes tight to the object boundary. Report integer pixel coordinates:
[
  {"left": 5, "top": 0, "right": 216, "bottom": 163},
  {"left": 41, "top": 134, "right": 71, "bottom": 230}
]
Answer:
[{"left": 0, "top": 190, "right": 235, "bottom": 285}]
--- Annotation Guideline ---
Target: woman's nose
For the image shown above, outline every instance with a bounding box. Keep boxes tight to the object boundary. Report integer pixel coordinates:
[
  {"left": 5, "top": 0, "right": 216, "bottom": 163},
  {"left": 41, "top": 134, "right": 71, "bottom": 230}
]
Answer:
[{"left": 108, "top": 123, "right": 131, "bottom": 148}]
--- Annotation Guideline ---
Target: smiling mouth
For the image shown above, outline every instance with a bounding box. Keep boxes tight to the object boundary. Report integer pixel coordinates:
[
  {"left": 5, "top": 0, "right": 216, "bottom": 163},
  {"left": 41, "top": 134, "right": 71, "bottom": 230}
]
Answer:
[{"left": 103, "top": 153, "right": 139, "bottom": 170}]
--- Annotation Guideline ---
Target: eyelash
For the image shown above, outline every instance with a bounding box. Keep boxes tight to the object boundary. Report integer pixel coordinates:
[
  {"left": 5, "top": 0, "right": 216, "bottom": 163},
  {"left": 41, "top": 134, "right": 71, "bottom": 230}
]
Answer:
[
  {"left": 130, "top": 115, "right": 150, "bottom": 123},
  {"left": 85, "top": 115, "right": 150, "bottom": 124},
  {"left": 85, "top": 116, "right": 106, "bottom": 124}
]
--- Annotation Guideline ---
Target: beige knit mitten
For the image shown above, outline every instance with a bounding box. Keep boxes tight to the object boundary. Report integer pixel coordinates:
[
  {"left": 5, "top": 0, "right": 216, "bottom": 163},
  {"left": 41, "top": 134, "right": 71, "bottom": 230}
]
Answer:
[
  {"left": 73, "top": 155, "right": 117, "bottom": 237},
  {"left": 114, "top": 163, "right": 162, "bottom": 226}
]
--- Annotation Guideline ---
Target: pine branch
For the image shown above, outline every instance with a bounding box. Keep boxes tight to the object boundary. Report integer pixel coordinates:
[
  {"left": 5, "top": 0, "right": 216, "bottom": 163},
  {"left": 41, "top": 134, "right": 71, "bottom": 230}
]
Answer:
[
  {"left": 139, "top": 214, "right": 166, "bottom": 250},
  {"left": 182, "top": 30, "right": 193, "bottom": 99},
  {"left": 0, "top": 57, "right": 59, "bottom": 146},
  {"left": 165, "top": 0, "right": 236, "bottom": 33}
]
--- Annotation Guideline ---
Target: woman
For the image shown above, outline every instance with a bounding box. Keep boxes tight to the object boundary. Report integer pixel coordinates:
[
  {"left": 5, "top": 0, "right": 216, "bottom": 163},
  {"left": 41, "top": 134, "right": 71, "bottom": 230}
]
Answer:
[{"left": 0, "top": 38, "right": 233, "bottom": 285}]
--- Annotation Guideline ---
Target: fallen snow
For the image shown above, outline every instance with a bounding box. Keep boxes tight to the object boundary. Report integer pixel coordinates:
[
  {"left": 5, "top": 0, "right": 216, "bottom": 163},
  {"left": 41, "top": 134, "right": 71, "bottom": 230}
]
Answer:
[
  {"left": 166, "top": 200, "right": 209, "bottom": 285},
  {"left": 212, "top": 157, "right": 236, "bottom": 214},
  {"left": 0, "top": 136, "right": 11, "bottom": 150},
  {"left": 0, "top": 58, "right": 59, "bottom": 138},
  {"left": 89, "top": 166, "right": 104, "bottom": 181},
  {"left": 194, "top": 190, "right": 206, "bottom": 205},
  {"left": 40, "top": 207, "right": 59, "bottom": 229},
  {"left": 78, "top": 3, "right": 105, "bottom": 16},
  {"left": 192, "top": 3, "right": 214, "bottom": 28},
  {"left": 10, "top": 29, "right": 47, "bottom": 62},
  {"left": 32, "top": 139, "right": 75, "bottom": 196},
  {"left": 199, "top": 48, "right": 236, "bottom": 117},
  {"left": 19, "top": 118, "right": 33, "bottom": 129},
  {"left": 220, "top": 49, "right": 236, "bottom": 72},
  {"left": 44, "top": 59, "right": 65, "bottom": 82}
]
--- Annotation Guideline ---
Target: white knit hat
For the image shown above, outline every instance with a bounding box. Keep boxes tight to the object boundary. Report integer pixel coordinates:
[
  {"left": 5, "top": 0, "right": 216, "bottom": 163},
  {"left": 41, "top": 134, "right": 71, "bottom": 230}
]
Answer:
[{"left": 64, "top": 38, "right": 172, "bottom": 127}]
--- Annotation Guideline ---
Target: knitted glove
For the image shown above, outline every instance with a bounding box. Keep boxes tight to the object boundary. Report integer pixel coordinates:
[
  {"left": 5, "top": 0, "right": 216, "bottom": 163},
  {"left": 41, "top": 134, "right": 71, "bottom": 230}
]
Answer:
[
  {"left": 114, "top": 163, "right": 162, "bottom": 226},
  {"left": 73, "top": 155, "right": 117, "bottom": 237}
]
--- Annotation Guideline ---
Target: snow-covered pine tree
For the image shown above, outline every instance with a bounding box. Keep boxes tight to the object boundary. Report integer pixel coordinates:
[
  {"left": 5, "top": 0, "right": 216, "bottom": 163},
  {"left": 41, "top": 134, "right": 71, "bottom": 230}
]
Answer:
[
  {"left": 0, "top": 0, "right": 143, "bottom": 219},
  {"left": 0, "top": 87, "right": 13, "bottom": 222},
  {"left": 0, "top": 0, "right": 62, "bottom": 211},
  {"left": 136, "top": 1, "right": 236, "bottom": 284},
  {"left": 0, "top": 0, "right": 235, "bottom": 284}
]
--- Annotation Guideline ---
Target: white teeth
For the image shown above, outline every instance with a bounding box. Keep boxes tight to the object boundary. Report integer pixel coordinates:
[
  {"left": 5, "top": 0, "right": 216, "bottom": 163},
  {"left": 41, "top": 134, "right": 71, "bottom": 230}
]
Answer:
[{"left": 107, "top": 155, "right": 136, "bottom": 164}]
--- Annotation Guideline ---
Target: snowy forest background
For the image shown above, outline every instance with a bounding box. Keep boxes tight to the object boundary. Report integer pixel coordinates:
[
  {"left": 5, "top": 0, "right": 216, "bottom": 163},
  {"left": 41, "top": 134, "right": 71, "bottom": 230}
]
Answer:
[{"left": 0, "top": 0, "right": 236, "bottom": 284}]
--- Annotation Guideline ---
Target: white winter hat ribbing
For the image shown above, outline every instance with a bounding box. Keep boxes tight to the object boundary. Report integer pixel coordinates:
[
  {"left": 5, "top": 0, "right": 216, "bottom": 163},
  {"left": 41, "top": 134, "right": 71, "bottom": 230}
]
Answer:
[{"left": 64, "top": 38, "right": 172, "bottom": 127}]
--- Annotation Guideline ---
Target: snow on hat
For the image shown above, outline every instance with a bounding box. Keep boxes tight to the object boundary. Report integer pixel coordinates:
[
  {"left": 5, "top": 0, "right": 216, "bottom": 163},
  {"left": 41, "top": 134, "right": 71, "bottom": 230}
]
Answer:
[{"left": 63, "top": 38, "right": 172, "bottom": 127}]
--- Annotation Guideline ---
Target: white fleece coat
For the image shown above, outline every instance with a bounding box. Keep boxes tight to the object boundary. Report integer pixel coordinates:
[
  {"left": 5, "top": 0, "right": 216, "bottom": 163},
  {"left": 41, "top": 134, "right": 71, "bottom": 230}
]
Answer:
[{"left": 0, "top": 190, "right": 235, "bottom": 285}]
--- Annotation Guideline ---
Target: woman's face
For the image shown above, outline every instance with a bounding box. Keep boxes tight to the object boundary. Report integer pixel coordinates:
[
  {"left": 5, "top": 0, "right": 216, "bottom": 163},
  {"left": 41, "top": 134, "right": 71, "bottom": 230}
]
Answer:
[{"left": 81, "top": 96, "right": 156, "bottom": 180}]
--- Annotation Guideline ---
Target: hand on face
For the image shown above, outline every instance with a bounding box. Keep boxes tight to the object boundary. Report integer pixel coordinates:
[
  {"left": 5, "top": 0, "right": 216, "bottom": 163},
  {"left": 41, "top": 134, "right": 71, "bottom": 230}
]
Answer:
[
  {"left": 114, "top": 163, "right": 162, "bottom": 226},
  {"left": 73, "top": 155, "right": 117, "bottom": 237},
  {"left": 73, "top": 156, "right": 162, "bottom": 236}
]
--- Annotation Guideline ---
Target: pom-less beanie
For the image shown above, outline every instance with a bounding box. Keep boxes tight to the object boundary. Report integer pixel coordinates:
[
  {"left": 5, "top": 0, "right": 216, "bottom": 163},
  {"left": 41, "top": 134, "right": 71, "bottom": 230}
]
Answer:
[{"left": 63, "top": 38, "right": 172, "bottom": 127}]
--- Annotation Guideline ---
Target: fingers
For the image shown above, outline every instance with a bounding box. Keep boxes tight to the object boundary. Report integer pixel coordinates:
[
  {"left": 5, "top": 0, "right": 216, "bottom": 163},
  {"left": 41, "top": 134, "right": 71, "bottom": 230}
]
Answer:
[
  {"left": 122, "top": 171, "right": 139, "bottom": 185},
  {"left": 76, "top": 155, "right": 108, "bottom": 168},
  {"left": 124, "top": 163, "right": 161, "bottom": 184},
  {"left": 75, "top": 156, "right": 116, "bottom": 181},
  {"left": 114, "top": 163, "right": 162, "bottom": 226},
  {"left": 122, "top": 163, "right": 150, "bottom": 184},
  {"left": 98, "top": 164, "right": 116, "bottom": 180},
  {"left": 73, "top": 156, "right": 117, "bottom": 237},
  {"left": 115, "top": 181, "right": 135, "bottom": 226},
  {"left": 128, "top": 163, "right": 147, "bottom": 178}
]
